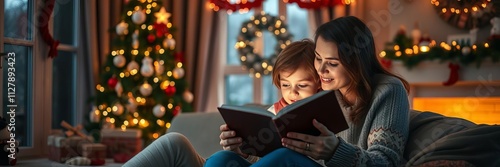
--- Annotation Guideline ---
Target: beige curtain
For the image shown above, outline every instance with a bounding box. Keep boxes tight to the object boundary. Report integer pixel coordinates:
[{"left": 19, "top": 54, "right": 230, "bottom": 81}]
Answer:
[
  {"left": 165, "top": 0, "right": 223, "bottom": 112},
  {"left": 78, "top": 0, "right": 122, "bottom": 124}
]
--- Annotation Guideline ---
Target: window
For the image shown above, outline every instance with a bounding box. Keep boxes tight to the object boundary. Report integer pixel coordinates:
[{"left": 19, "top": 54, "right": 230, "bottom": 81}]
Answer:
[
  {"left": 0, "top": 0, "right": 79, "bottom": 158},
  {"left": 224, "top": 0, "right": 310, "bottom": 105}
]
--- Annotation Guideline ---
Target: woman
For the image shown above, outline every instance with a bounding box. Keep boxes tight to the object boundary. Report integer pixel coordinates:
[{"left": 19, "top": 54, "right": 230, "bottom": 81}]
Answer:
[{"left": 205, "top": 16, "right": 410, "bottom": 166}]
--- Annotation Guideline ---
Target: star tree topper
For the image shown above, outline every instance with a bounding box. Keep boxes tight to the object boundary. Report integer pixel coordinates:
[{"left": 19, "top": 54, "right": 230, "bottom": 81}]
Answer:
[{"left": 155, "top": 7, "right": 171, "bottom": 25}]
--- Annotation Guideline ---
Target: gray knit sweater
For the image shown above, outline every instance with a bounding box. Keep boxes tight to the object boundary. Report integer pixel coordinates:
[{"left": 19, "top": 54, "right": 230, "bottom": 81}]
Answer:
[{"left": 325, "top": 74, "right": 410, "bottom": 167}]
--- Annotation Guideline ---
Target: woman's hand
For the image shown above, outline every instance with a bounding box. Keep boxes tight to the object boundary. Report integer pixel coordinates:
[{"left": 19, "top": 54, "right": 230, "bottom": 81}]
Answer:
[
  {"left": 219, "top": 124, "right": 248, "bottom": 158},
  {"left": 281, "top": 119, "right": 339, "bottom": 160}
]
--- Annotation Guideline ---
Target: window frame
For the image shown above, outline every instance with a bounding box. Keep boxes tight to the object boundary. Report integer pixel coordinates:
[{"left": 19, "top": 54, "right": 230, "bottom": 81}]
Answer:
[{"left": 0, "top": 0, "right": 80, "bottom": 158}]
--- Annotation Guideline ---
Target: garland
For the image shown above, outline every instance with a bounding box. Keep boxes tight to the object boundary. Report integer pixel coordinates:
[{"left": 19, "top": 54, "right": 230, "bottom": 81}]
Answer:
[
  {"left": 207, "top": 0, "right": 347, "bottom": 12},
  {"left": 286, "top": 0, "right": 346, "bottom": 9},
  {"left": 39, "top": 0, "right": 59, "bottom": 58},
  {"left": 208, "top": 0, "right": 264, "bottom": 12},
  {"left": 235, "top": 13, "right": 293, "bottom": 78}
]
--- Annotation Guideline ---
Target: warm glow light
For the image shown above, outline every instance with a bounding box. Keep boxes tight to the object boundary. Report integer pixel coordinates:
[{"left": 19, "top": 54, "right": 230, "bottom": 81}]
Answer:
[
  {"left": 413, "top": 97, "right": 500, "bottom": 125},
  {"left": 379, "top": 51, "right": 386, "bottom": 58},
  {"left": 420, "top": 46, "right": 430, "bottom": 52},
  {"left": 153, "top": 133, "right": 159, "bottom": 139},
  {"left": 394, "top": 45, "right": 400, "bottom": 51}
]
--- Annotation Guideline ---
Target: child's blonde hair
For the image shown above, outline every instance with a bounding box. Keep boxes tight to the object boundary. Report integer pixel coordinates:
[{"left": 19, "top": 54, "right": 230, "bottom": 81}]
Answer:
[{"left": 272, "top": 39, "right": 319, "bottom": 88}]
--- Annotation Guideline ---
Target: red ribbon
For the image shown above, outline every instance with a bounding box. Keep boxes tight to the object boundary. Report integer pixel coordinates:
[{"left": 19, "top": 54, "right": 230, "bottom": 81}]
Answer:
[{"left": 39, "top": 0, "right": 60, "bottom": 58}]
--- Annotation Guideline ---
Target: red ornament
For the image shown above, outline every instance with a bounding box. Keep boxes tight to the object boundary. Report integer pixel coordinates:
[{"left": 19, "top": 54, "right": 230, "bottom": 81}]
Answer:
[
  {"left": 380, "top": 58, "right": 392, "bottom": 70},
  {"left": 174, "top": 52, "right": 184, "bottom": 63},
  {"left": 173, "top": 106, "right": 181, "bottom": 116},
  {"left": 107, "top": 77, "right": 118, "bottom": 89},
  {"left": 164, "top": 85, "right": 176, "bottom": 96},
  {"left": 147, "top": 34, "right": 156, "bottom": 43},
  {"left": 153, "top": 23, "right": 169, "bottom": 37}
]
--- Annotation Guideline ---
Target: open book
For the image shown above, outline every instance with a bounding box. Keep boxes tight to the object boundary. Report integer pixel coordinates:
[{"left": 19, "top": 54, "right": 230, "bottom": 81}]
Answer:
[{"left": 217, "top": 90, "right": 348, "bottom": 157}]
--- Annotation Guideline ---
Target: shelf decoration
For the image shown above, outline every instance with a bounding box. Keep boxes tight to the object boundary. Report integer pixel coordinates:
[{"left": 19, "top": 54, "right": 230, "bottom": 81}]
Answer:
[
  {"left": 235, "top": 12, "right": 293, "bottom": 78},
  {"left": 380, "top": 18, "right": 500, "bottom": 86}
]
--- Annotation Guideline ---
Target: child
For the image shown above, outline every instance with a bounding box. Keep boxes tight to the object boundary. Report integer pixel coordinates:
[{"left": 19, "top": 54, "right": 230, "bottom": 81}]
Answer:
[{"left": 267, "top": 39, "right": 321, "bottom": 114}]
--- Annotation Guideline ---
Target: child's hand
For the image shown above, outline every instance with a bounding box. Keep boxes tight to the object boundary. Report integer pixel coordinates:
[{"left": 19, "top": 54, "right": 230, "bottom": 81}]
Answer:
[{"left": 219, "top": 124, "right": 248, "bottom": 158}]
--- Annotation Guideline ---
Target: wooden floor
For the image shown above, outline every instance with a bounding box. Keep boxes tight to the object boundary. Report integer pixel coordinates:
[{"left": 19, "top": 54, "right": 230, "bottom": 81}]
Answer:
[{"left": 16, "top": 158, "right": 124, "bottom": 167}]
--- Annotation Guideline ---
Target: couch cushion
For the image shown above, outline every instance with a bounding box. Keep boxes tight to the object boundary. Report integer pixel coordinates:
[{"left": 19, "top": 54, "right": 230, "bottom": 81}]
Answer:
[{"left": 167, "top": 112, "right": 225, "bottom": 158}]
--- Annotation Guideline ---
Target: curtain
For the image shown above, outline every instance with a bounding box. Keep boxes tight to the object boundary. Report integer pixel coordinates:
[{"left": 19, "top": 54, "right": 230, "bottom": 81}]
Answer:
[
  {"left": 79, "top": 0, "right": 122, "bottom": 124},
  {"left": 165, "top": 0, "right": 223, "bottom": 112}
]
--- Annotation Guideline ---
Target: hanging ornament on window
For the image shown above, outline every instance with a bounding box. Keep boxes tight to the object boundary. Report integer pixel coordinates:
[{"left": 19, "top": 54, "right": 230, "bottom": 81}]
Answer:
[
  {"left": 116, "top": 21, "right": 129, "bottom": 35},
  {"left": 113, "top": 54, "right": 126, "bottom": 68},
  {"left": 172, "top": 67, "right": 185, "bottom": 79},
  {"left": 139, "top": 82, "right": 153, "bottom": 96},
  {"left": 132, "top": 30, "right": 139, "bottom": 49},
  {"left": 131, "top": 9, "right": 146, "bottom": 25},
  {"left": 112, "top": 102, "right": 124, "bottom": 116},
  {"left": 140, "top": 56, "right": 154, "bottom": 77},
  {"left": 152, "top": 104, "right": 166, "bottom": 118},
  {"left": 115, "top": 82, "right": 123, "bottom": 97},
  {"left": 235, "top": 12, "right": 293, "bottom": 78}
]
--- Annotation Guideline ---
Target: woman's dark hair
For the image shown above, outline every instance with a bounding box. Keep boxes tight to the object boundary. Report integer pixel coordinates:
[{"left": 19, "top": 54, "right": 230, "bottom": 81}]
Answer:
[{"left": 314, "top": 16, "right": 409, "bottom": 123}]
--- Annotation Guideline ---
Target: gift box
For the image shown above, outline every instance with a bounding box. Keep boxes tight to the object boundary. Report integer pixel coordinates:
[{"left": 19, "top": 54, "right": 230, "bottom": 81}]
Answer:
[
  {"left": 47, "top": 135, "right": 92, "bottom": 162},
  {"left": 80, "top": 143, "right": 106, "bottom": 160},
  {"left": 100, "top": 129, "right": 143, "bottom": 159}
]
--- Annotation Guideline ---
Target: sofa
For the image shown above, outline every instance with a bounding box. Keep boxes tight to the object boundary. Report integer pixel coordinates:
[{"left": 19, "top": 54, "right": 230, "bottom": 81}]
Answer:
[{"left": 167, "top": 110, "right": 500, "bottom": 166}]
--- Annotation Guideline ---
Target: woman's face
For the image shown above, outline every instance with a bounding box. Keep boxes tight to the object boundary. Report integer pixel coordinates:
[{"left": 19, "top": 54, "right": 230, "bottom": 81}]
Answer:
[
  {"left": 314, "top": 36, "right": 351, "bottom": 92},
  {"left": 279, "top": 67, "right": 320, "bottom": 105}
]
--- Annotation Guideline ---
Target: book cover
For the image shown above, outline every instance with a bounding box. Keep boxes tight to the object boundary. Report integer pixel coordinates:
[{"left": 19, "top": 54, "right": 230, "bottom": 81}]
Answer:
[{"left": 217, "top": 90, "right": 348, "bottom": 157}]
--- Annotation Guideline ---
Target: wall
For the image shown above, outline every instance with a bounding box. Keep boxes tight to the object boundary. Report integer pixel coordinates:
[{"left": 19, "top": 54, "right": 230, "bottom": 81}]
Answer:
[{"left": 362, "top": 0, "right": 493, "bottom": 53}]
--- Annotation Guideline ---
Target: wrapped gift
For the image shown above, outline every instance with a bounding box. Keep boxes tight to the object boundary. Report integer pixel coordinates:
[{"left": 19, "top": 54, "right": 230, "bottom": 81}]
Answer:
[
  {"left": 100, "top": 129, "right": 142, "bottom": 159},
  {"left": 80, "top": 143, "right": 106, "bottom": 160},
  {"left": 47, "top": 135, "right": 92, "bottom": 162}
]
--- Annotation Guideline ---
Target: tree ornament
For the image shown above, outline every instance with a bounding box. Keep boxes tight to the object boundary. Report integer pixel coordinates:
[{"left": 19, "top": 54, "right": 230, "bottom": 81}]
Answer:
[
  {"left": 112, "top": 102, "right": 124, "bottom": 116},
  {"left": 152, "top": 104, "right": 166, "bottom": 118},
  {"left": 173, "top": 106, "right": 181, "bottom": 116},
  {"left": 153, "top": 23, "right": 168, "bottom": 37},
  {"left": 154, "top": 61, "right": 165, "bottom": 75},
  {"left": 113, "top": 54, "right": 126, "bottom": 68},
  {"left": 132, "top": 30, "right": 139, "bottom": 49},
  {"left": 163, "top": 38, "right": 176, "bottom": 49},
  {"left": 89, "top": 106, "right": 100, "bottom": 123},
  {"left": 131, "top": 9, "right": 146, "bottom": 25},
  {"left": 140, "top": 57, "right": 154, "bottom": 77},
  {"left": 125, "top": 96, "right": 137, "bottom": 113},
  {"left": 183, "top": 90, "right": 194, "bottom": 103},
  {"left": 154, "top": 7, "right": 171, "bottom": 25},
  {"left": 115, "top": 82, "right": 123, "bottom": 97},
  {"left": 147, "top": 34, "right": 156, "bottom": 43},
  {"left": 107, "top": 76, "right": 118, "bottom": 89},
  {"left": 172, "top": 67, "right": 185, "bottom": 79},
  {"left": 462, "top": 46, "right": 471, "bottom": 56},
  {"left": 116, "top": 21, "right": 129, "bottom": 35},
  {"left": 164, "top": 85, "right": 176, "bottom": 96},
  {"left": 126, "top": 60, "right": 139, "bottom": 72},
  {"left": 139, "top": 82, "right": 153, "bottom": 96}
]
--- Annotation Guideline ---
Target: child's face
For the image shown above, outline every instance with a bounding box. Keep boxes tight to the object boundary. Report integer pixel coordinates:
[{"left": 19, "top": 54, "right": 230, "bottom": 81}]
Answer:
[{"left": 279, "top": 67, "right": 320, "bottom": 105}]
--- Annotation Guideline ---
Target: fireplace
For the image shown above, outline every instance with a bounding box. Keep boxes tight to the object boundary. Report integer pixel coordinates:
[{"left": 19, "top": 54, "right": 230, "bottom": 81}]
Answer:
[{"left": 391, "top": 60, "right": 500, "bottom": 125}]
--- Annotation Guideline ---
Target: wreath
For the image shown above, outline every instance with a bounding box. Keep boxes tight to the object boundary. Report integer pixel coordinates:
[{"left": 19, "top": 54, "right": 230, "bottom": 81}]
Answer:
[{"left": 235, "top": 13, "right": 293, "bottom": 77}]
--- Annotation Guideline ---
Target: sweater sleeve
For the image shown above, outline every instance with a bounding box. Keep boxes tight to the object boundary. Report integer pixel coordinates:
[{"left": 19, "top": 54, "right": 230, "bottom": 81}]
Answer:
[{"left": 326, "top": 77, "right": 409, "bottom": 167}]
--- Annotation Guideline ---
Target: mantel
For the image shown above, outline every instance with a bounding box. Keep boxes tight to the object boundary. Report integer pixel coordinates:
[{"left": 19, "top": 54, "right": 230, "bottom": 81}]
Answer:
[{"left": 391, "top": 60, "right": 500, "bottom": 86}]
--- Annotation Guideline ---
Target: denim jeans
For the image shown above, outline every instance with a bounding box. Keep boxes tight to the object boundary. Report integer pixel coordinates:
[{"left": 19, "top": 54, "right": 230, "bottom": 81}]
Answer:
[{"left": 204, "top": 148, "right": 322, "bottom": 167}]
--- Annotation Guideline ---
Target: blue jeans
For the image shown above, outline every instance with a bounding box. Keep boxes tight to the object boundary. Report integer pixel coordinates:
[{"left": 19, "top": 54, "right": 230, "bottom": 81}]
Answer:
[{"left": 204, "top": 148, "right": 322, "bottom": 167}]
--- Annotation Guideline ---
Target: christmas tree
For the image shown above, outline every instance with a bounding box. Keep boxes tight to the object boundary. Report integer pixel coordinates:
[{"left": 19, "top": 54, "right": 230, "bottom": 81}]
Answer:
[{"left": 86, "top": 0, "right": 193, "bottom": 143}]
